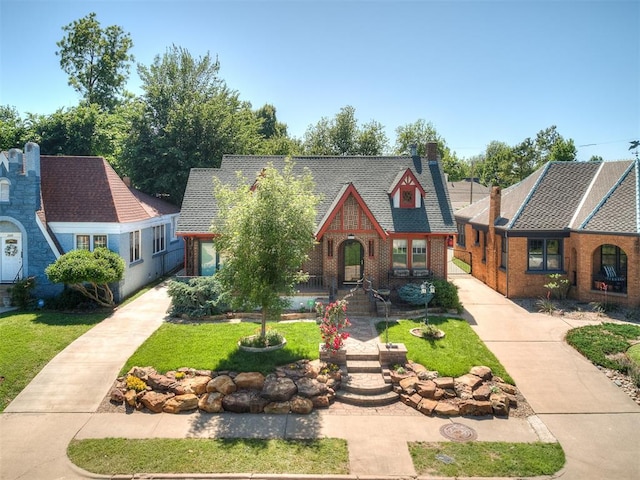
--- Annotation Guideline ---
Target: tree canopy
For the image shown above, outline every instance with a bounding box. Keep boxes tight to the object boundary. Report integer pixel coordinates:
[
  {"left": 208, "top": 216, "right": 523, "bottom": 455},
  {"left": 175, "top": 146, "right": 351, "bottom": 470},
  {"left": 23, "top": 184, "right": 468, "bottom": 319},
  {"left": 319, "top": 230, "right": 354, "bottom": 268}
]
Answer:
[
  {"left": 212, "top": 160, "right": 319, "bottom": 336},
  {"left": 45, "top": 248, "right": 125, "bottom": 307},
  {"left": 56, "top": 12, "right": 134, "bottom": 110}
]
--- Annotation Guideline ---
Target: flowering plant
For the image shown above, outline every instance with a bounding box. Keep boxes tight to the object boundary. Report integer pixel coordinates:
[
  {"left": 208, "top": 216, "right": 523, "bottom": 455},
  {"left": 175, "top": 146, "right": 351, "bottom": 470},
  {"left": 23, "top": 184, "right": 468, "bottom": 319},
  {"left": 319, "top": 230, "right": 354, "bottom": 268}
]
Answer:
[{"left": 316, "top": 299, "right": 351, "bottom": 353}]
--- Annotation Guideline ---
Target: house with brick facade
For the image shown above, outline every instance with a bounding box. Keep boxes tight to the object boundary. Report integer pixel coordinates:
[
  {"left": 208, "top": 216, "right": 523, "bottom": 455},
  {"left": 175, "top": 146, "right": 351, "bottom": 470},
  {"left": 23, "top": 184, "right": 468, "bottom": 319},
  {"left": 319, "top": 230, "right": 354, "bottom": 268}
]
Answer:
[
  {"left": 453, "top": 159, "right": 640, "bottom": 307},
  {"left": 0, "top": 142, "right": 183, "bottom": 302},
  {"left": 177, "top": 143, "right": 456, "bottom": 298}
]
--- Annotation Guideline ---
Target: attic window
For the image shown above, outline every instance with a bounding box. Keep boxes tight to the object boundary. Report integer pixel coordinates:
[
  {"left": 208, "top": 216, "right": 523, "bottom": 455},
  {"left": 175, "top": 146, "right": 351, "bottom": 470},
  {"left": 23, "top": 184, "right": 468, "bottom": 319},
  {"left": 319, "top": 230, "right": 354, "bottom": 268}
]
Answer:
[
  {"left": 0, "top": 178, "right": 10, "bottom": 202},
  {"left": 400, "top": 186, "right": 414, "bottom": 208}
]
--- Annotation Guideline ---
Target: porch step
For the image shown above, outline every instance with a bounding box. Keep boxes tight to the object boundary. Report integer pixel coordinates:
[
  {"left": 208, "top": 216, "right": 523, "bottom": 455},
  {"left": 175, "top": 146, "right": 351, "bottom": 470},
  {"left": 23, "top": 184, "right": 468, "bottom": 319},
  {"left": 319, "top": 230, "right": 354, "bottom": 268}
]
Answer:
[{"left": 346, "top": 360, "right": 382, "bottom": 373}]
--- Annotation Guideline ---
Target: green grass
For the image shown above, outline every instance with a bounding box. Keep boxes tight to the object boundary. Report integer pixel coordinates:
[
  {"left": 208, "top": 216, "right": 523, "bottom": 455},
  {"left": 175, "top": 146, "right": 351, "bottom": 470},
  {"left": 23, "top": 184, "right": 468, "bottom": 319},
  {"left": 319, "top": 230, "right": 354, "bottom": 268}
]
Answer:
[
  {"left": 0, "top": 311, "right": 109, "bottom": 411},
  {"left": 376, "top": 317, "right": 513, "bottom": 383},
  {"left": 452, "top": 257, "right": 471, "bottom": 274},
  {"left": 409, "top": 441, "right": 565, "bottom": 477},
  {"left": 121, "top": 320, "right": 321, "bottom": 375},
  {"left": 628, "top": 343, "right": 640, "bottom": 366},
  {"left": 68, "top": 438, "right": 349, "bottom": 475},
  {"left": 565, "top": 323, "right": 640, "bottom": 371}
]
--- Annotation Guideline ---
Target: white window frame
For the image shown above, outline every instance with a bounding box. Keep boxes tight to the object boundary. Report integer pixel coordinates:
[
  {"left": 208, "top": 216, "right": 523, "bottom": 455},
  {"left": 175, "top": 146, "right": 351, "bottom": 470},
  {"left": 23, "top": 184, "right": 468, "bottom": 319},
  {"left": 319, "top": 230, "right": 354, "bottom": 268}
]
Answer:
[
  {"left": 130, "top": 230, "right": 141, "bottom": 263},
  {"left": 153, "top": 225, "right": 166, "bottom": 254},
  {"left": 75, "top": 234, "right": 108, "bottom": 251},
  {"left": 0, "top": 178, "right": 10, "bottom": 202}
]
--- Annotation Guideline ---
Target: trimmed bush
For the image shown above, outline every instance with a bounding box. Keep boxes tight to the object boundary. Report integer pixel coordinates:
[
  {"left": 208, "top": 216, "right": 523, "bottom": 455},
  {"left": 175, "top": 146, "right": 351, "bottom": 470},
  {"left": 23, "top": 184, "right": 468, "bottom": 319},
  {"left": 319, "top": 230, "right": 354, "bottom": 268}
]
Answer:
[
  {"left": 167, "top": 276, "right": 228, "bottom": 318},
  {"left": 398, "top": 280, "right": 463, "bottom": 314}
]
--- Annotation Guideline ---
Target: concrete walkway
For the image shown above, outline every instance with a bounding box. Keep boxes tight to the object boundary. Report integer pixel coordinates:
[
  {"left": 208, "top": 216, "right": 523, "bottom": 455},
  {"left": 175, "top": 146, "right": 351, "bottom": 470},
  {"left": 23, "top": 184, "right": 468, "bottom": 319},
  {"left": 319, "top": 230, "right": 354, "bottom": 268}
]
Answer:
[{"left": 1, "top": 276, "right": 639, "bottom": 479}]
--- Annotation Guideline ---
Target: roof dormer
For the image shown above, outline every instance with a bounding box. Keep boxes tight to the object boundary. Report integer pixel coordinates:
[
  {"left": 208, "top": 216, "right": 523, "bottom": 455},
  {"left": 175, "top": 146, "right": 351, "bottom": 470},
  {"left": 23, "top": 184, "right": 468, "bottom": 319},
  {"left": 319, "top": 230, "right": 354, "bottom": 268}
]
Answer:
[{"left": 389, "top": 169, "right": 425, "bottom": 209}]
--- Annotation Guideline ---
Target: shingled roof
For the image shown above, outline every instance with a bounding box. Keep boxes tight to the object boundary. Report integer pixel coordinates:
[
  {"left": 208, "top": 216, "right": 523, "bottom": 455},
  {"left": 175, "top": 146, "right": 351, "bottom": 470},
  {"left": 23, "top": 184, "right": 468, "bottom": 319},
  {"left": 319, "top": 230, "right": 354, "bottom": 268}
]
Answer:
[
  {"left": 455, "top": 159, "right": 640, "bottom": 235},
  {"left": 40, "top": 156, "right": 179, "bottom": 223},
  {"left": 178, "top": 155, "right": 456, "bottom": 236}
]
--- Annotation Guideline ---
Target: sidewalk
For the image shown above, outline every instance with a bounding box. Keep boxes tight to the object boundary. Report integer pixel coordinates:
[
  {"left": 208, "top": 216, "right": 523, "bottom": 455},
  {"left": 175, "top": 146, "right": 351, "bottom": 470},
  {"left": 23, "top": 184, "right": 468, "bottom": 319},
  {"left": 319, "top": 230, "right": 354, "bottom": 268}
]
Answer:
[{"left": 1, "top": 276, "right": 639, "bottom": 479}]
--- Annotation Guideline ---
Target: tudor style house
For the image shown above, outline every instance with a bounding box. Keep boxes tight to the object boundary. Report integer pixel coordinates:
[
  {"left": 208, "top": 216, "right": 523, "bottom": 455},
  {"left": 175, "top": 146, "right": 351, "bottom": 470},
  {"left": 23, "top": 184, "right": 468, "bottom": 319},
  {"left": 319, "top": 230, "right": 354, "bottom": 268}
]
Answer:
[
  {"left": 454, "top": 159, "right": 640, "bottom": 307},
  {"left": 177, "top": 143, "right": 456, "bottom": 298},
  {"left": 0, "top": 143, "right": 183, "bottom": 302}
]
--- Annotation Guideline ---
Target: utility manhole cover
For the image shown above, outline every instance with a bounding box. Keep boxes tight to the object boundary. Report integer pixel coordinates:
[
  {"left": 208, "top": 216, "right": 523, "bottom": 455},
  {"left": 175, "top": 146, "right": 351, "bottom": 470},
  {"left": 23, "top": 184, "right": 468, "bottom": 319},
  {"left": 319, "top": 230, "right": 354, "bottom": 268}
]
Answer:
[{"left": 440, "top": 423, "right": 477, "bottom": 442}]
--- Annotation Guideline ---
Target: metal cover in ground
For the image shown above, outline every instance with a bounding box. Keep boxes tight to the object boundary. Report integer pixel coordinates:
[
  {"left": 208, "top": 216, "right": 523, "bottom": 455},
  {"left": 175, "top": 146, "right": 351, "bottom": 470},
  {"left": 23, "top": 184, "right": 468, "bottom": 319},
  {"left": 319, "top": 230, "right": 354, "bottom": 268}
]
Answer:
[{"left": 439, "top": 423, "right": 477, "bottom": 442}]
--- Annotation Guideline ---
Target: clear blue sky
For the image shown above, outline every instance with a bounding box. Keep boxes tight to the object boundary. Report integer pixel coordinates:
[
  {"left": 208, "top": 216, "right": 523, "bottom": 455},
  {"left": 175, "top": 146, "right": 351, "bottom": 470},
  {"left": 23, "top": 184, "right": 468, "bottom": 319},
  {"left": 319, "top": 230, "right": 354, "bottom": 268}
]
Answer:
[{"left": 1, "top": 0, "right": 638, "bottom": 161}]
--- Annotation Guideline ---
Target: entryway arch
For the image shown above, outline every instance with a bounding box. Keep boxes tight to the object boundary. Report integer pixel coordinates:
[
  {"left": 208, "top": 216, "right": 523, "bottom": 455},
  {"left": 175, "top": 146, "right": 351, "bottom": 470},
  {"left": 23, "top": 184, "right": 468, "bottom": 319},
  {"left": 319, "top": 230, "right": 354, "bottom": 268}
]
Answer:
[
  {"left": 339, "top": 239, "right": 364, "bottom": 285},
  {"left": 0, "top": 220, "right": 23, "bottom": 283}
]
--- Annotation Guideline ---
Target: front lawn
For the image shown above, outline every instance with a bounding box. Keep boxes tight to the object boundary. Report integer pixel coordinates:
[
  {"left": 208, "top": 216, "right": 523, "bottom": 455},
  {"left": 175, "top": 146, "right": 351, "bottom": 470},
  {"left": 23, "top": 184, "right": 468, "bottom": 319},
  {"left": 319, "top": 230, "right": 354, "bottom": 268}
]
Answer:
[
  {"left": 121, "top": 320, "right": 322, "bottom": 375},
  {"left": 565, "top": 323, "right": 640, "bottom": 371},
  {"left": 0, "top": 311, "right": 109, "bottom": 411},
  {"left": 68, "top": 438, "right": 349, "bottom": 475},
  {"left": 376, "top": 317, "right": 514, "bottom": 383}
]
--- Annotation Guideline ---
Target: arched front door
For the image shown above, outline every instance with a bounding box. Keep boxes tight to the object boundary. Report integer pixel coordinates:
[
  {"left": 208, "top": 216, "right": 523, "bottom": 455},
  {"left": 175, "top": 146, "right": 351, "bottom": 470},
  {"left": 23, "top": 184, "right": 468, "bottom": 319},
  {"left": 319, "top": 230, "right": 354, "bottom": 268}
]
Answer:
[{"left": 340, "top": 239, "right": 364, "bottom": 285}]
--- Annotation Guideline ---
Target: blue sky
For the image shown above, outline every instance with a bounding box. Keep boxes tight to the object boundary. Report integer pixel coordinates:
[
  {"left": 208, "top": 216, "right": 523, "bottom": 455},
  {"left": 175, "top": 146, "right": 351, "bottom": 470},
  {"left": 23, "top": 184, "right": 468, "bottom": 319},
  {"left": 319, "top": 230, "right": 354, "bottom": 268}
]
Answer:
[{"left": 1, "top": 0, "right": 638, "bottom": 161}]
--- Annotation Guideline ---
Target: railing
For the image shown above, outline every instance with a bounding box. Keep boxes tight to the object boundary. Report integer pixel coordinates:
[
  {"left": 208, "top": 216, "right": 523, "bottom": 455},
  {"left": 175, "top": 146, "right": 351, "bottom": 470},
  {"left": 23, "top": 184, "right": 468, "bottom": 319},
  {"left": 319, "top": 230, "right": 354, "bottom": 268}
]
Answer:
[{"left": 295, "top": 274, "right": 324, "bottom": 291}]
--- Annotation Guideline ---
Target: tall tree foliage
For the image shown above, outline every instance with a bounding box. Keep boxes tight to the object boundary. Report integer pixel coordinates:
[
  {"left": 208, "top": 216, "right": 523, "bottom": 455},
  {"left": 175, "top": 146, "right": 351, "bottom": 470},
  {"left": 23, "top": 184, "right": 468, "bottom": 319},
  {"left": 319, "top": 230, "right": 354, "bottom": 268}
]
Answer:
[
  {"left": 302, "top": 105, "right": 388, "bottom": 155},
  {"left": 212, "top": 160, "right": 319, "bottom": 337},
  {"left": 0, "top": 106, "right": 29, "bottom": 150},
  {"left": 121, "top": 46, "right": 263, "bottom": 204},
  {"left": 56, "top": 12, "right": 134, "bottom": 110}
]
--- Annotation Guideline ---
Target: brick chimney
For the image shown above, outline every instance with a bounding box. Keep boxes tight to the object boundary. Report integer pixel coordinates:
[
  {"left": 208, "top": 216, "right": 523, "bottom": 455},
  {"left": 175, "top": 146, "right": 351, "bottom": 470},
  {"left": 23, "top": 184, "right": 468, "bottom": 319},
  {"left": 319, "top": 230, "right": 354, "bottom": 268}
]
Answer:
[
  {"left": 489, "top": 186, "right": 501, "bottom": 226},
  {"left": 426, "top": 142, "right": 438, "bottom": 162},
  {"left": 123, "top": 176, "right": 132, "bottom": 187},
  {"left": 486, "top": 186, "right": 502, "bottom": 290}
]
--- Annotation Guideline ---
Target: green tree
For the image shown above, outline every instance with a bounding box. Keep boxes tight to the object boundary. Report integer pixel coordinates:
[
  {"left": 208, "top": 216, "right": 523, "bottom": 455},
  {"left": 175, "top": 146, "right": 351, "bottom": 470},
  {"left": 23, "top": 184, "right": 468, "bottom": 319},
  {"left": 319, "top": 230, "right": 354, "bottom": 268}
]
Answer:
[
  {"left": 122, "top": 46, "right": 262, "bottom": 204},
  {"left": 56, "top": 13, "right": 134, "bottom": 110},
  {"left": 0, "top": 106, "right": 29, "bottom": 150},
  {"left": 302, "top": 105, "right": 388, "bottom": 155},
  {"left": 45, "top": 248, "right": 125, "bottom": 307},
  {"left": 212, "top": 160, "right": 319, "bottom": 337}
]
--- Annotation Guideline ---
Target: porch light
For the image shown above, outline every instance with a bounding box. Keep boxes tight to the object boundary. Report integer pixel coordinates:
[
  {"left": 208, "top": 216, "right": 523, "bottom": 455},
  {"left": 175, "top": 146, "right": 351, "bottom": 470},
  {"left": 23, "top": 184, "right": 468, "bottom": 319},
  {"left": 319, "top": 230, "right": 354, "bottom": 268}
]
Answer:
[{"left": 347, "top": 233, "right": 355, "bottom": 240}]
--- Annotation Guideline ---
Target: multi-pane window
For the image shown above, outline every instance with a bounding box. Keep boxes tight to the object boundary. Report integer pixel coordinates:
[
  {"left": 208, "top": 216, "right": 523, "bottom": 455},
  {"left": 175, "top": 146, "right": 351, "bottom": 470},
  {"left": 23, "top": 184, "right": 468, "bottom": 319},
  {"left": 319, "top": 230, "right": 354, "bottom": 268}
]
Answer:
[
  {"left": 457, "top": 223, "right": 466, "bottom": 247},
  {"left": 76, "top": 234, "right": 107, "bottom": 251},
  {"left": 368, "top": 239, "right": 375, "bottom": 257},
  {"left": 412, "top": 239, "right": 427, "bottom": 268},
  {"left": 129, "top": 230, "right": 141, "bottom": 263},
  {"left": 600, "top": 244, "right": 627, "bottom": 276},
  {"left": 153, "top": 225, "right": 166, "bottom": 254},
  {"left": 528, "top": 238, "right": 562, "bottom": 271},
  {"left": 0, "top": 179, "right": 10, "bottom": 202},
  {"left": 392, "top": 239, "right": 408, "bottom": 268}
]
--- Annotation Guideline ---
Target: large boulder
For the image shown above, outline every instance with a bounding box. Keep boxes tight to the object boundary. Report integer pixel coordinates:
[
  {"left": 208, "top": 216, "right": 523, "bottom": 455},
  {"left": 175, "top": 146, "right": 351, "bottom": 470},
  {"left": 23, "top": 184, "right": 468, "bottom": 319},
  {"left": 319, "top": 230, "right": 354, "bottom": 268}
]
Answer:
[
  {"left": 264, "top": 402, "right": 291, "bottom": 414},
  {"left": 434, "top": 402, "right": 460, "bottom": 416},
  {"left": 262, "top": 375, "right": 297, "bottom": 402},
  {"left": 295, "top": 377, "right": 328, "bottom": 398},
  {"left": 163, "top": 393, "right": 199, "bottom": 414},
  {"left": 433, "top": 377, "right": 455, "bottom": 390},
  {"left": 417, "top": 398, "right": 438, "bottom": 415},
  {"left": 470, "top": 366, "right": 493, "bottom": 380},
  {"left": 234, "top": 372, "right": 265, "bottom": 390},
  {"left": 459, "top": 400, "right": 493, "bottom": 416},
  {"left": 140, "top": 391, "right": 174, "bottom": 413},
  {"left": 207, "top": 375, "right": 237, "bottom": 395},
  {"left": 147, "top": 373, "right": 182, "bottom": 394},
  {"left": 399, "top": 376, "right": 419, "bottom": 392},
  {"left": 198, "top": 392, "right": 225, "bottom": 413},
  {"left": 181, "top": 375, "right": 212, "bottom": 395},
  {"left": 290, "top": 395, "right": 313, "bottom": 414},
  {"left": 455, "top": 374, "right": 484, "bottom": 390},
  {"left": 222, "top": 390, "right": 268, "bottom": 413},
  {"left": 416, "top": 380, "right": 437, "bottom": 399}
]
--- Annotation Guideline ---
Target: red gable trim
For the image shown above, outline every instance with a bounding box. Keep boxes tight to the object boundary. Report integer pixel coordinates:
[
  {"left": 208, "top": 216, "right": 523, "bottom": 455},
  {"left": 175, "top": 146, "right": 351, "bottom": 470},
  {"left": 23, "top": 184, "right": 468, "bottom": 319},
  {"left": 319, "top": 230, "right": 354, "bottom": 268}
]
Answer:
[
  {"left": 389, "top": 168, "right": 426, "bottom": 198},
  {"left": 316, "top": 183, "right": 386, "bottom": 239}
]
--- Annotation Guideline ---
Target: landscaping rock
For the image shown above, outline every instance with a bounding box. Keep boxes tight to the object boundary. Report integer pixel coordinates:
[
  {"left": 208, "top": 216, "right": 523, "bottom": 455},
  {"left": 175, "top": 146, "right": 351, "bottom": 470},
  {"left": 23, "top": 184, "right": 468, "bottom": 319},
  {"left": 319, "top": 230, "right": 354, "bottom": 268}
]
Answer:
[
  {"left": 470, "top": 365, "right": 493, "bottom": 380},
  {"left": 147, "top": 373, "right": 182, "bottom": 393},
  {"left": 433, "top": 377, "right": 455, "bottom": 389},
  {"left": 234, "top": 372, "right": 265, "bottom": 390},
  {"left": 124, "top": 389, "right": 138, "bottom": 407},
  {"left": 490, "top": 392, "right": 510, "bottom": 417},
  {"left": 163, "top": 393, "right": 199, "bottom": 413},
  {"left": 295, "top": 377, "right": 327, "bottom": 398},
  {"left": 141, "top": 391, "right": 174, "bottom": 413},
  {"left": 472, "top": 384, "right": 492, "bottom": 401},
  {"left": 222, "top": 390, "right": 268, "bottom": 413},
  {"left": 399, "top": 376, "right": 419, "bottom": 392},
  {"left": 207, "top": 375, "right": 237, "bottom": 395},
  {"left": 455, "top": 373, "right": 484, "bottom": 390},
  {"left": 311, "top": 394, "right": 332, "bottom": 408},
  {"left": 416, "top": 380, "right": 437, "bottom": 399},
  {"left": 290, "top": 395, "right": 313, "bottom": 414},
  {"left": 459, "top": 399, "right": 493, "bottom": 416},
  {"left": 198, "top": 392, "right": 224, "bottom": 413},
  {"left": 128, "top": 366, "right": 156, "bottom": 381},
  {"left": 434, "top": 401, "right": 460, "bottom": 416},
  {"left": 262, "top": 375, "right": 297, "bottom": 402},
  {"left": 496, "top": 382, "right": 517, "bottom": 395},
  {"left": 109, "top": 388, "right": 125, "bottom": 404},
  {"left": 417, "top": 398, "right": 438, "bottom": 415},
  {"left": 181, "top": 375, "right": 212, "bottom": 395},
  {"left": 264, "top": 401, "right": 290, "bottom": 414}
]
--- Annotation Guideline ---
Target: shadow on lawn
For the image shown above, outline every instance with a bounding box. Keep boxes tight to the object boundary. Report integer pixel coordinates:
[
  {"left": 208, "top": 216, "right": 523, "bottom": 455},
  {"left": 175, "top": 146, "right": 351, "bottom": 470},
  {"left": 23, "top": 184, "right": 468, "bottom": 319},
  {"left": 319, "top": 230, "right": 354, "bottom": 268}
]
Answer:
[{"left": 27, "top": 310, "right": 109, "bottom": 326}]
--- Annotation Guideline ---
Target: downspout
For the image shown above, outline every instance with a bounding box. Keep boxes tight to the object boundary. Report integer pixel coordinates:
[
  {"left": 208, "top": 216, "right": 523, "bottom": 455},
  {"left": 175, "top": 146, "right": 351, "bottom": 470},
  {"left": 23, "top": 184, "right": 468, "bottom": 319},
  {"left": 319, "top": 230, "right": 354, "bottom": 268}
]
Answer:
[{"left": 505, "top": 230, "right": 509, "bottom": 298}]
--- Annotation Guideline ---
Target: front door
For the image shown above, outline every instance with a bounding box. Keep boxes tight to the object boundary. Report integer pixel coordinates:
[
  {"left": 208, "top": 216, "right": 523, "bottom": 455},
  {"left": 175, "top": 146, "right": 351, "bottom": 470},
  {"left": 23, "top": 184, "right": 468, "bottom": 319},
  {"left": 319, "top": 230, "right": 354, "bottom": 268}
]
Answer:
[
  {"left": 0, "top": 234, "right": 22, "bottom": 282},
  {"left": 342, "top": 240, "right": 364, "bottom": 284}
]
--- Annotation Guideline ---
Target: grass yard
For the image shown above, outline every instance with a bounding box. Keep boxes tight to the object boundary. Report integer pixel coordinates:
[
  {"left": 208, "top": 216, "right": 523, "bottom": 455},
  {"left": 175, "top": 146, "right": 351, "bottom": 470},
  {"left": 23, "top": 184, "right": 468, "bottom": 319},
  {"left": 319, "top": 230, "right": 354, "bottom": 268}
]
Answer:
[
  {"left": 0, "top": 310, "right": 109, "bottom": 411},
  {"left": 121, "top": 320, "right": 322, "bottom": 375},
  {"left": 565, "top": 322, "right": 640, "bottom": 371},
  {"left": 376, "top": 317, "right": 514, "bottom": 383},
  {"left": 68, "top": 438, "right": 349, "bottom": 475},
  {"left": 409, "top": 441, "right": 565, "bottom": 477}
]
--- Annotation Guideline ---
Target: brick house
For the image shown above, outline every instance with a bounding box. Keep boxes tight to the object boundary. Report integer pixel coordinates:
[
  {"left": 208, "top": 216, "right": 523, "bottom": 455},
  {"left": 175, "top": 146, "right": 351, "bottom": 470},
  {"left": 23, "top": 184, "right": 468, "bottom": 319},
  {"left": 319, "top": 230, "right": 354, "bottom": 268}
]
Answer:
[
  {"left": 177, "top": 143, "right": 456, "bottom": 298},
  {"left": 0, "top": 143, "right": 183, "bottom": 302},
  {"left": 453, "top": 159, "right": 640, "bottom": 307}
]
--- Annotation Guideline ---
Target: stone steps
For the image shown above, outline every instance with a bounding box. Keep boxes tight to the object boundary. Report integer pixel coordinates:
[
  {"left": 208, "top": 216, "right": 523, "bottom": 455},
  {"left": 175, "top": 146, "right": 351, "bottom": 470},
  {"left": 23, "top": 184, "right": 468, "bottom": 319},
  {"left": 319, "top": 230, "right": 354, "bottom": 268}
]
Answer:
[{"left": 335, "top": 349, "right": 400, "bottom": 407}]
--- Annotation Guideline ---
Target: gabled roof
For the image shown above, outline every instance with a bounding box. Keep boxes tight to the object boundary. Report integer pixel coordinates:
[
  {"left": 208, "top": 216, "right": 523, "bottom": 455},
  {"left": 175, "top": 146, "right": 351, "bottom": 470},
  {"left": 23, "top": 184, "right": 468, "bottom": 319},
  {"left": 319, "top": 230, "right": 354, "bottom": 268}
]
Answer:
[
  {"left": 40, "top": 156, "right": 179, "bottom": 223},
  {"left": 455, "top": 160, "right": 639, "bottom": 235},
  {"left": 178, "top": 155, "right": 456, "bottom": 236}
]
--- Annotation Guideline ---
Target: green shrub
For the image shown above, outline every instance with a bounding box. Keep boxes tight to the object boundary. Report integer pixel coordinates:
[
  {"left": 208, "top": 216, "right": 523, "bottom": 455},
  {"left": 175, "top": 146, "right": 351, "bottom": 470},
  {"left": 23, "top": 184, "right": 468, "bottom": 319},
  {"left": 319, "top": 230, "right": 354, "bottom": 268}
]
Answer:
[
  {"left": 126, "top": 375, "right": 147, "bottom": 392},
  {"left": 566, "top": 323, "right": 640, "bottom": 372},
  {"left": 8, "top": 276, "right": 36, "bottom": 309},
  {"left": 397, "top": 280, "right": 463, "bottom": 314},
  {"left": 167, "top": 276, "right": 228, "bottom": 318},
  {"left": 45, "top": 288, "right": 99, "bottom": 311}
]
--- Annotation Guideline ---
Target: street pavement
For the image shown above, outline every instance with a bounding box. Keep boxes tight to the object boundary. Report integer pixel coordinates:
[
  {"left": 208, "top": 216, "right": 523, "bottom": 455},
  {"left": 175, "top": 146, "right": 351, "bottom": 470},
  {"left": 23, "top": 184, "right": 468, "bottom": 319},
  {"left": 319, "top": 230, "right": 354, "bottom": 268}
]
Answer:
[{"left": 1, "top": 275, "right": 639, "bottom": 479}]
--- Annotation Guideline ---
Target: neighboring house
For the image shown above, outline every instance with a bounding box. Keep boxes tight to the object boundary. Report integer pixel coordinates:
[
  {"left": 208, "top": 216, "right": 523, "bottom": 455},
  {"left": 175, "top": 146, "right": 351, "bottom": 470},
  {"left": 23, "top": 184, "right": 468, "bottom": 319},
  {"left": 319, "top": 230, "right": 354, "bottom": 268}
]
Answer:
[
  {"left": 177, "top": 142, "right": 456, "bottom": 297},
  {"left": 447, "top": 177, "right": 491, "bottom": 211},
  {"left": 0, "top": 142, "right": 183, "bottom": 302},
  {"left": 454, "top": 159, "right": 640, "bottom": 307}
]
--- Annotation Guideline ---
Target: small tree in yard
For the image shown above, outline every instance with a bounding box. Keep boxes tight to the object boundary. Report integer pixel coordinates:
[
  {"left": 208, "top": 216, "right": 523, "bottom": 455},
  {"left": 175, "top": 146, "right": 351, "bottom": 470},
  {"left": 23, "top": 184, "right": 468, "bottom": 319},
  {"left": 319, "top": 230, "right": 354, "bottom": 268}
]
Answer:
[
  {"left": 45, "top": 248, "right": 125, "bottom": 308},
  {"left": 212, "top": 159, "right": 319, "bottom": 338}
]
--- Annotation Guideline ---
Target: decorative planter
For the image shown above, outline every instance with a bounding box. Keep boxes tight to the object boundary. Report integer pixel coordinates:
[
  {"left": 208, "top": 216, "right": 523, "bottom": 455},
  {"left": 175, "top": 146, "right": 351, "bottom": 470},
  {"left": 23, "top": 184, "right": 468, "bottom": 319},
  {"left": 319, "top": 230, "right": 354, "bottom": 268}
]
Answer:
[
  {"left": 410, "top": 327, "right": 446, "bottom": 340},
  {"left": 238, "top": 336, "right": 286, "bottom": 353}
]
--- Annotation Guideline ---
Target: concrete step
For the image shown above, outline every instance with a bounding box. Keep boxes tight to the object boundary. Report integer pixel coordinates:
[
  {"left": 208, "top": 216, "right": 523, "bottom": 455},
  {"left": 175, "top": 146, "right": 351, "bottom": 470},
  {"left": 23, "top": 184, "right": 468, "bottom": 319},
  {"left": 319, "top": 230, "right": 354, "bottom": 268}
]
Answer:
[
  {"left": 346, "top": 351, "right": 378, "bottom": 362},
  {"left": 346, "top": 359, "right": 382, "bottom": 373},
  {"left": 342, "top": 373, "right": 393, "bottom": 396},
  {"left": 335, "top": 389, "right": 400, "bottom": 407}
]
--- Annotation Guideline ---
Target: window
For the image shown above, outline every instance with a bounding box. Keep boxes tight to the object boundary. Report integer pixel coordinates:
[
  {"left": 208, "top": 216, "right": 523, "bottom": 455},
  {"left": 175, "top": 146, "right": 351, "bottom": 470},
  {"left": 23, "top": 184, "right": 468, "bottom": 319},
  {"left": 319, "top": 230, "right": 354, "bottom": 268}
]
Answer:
[
  {"left": 412, "top": 239, "right": 427, "bottom": 268},
  {"left": 457, "top": 223, "right": 466, "bottom": 247},
  {"left": 171, "top": 216, "right": 178, "bottom": 241},
  {"left": 392, "top": 239, "right": 407, "bottom": 268},
  {"left": 474, "top": 229, "right": 480, "bottom": 245},
  {"left": 400, "top": 187, "right": 414, "bottom": 208},
  {"left": 368, "top": 239, "right": 375, "bottom": 257},
  {"left": 327, "top": 239, "right": 334, "bottom": 258},
  {"left": 129, "top": 230, "right": 141, "bottom": 263},
  {"left": 153, "top": 225, "right": 166, "bottom": 254},
  {"left": 528, "top": 238, "right": 562, "bottom": 271},
  {"left": 76, "top": 234, "right": 107, "bottom": 251},
  {"left": 600, "top": 244, "right": 627, "bottom": 274},
  {"left": 482, "top": 231, "right": 487, "bottom": 262},
  {"left": 500, "top": 235, "right": 507, "bottom": 268},
  {"left": 0, "top": 179, "right": 10, "bottom": 202}
]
